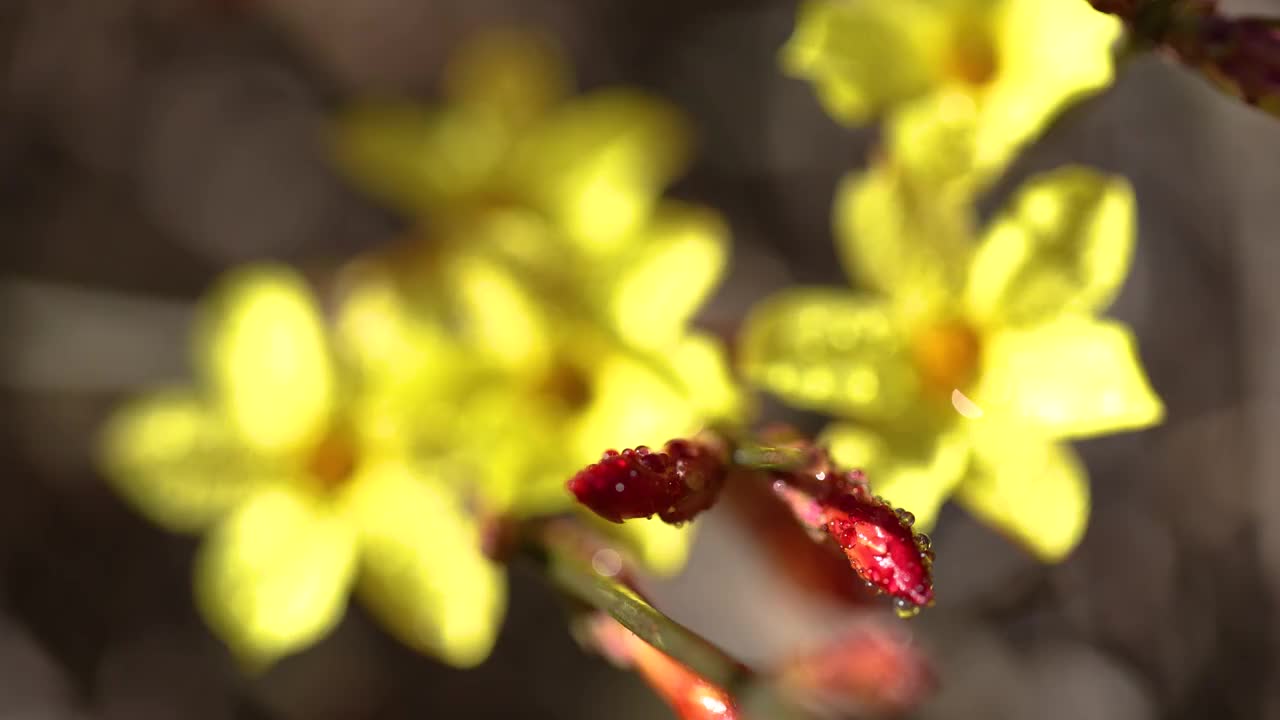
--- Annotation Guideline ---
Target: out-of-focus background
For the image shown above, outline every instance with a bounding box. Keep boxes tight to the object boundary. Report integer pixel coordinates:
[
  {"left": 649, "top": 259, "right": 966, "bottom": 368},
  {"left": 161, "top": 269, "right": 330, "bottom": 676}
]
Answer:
[{"left": 4, "top": 0, "right": 1280, "bottom": 718}]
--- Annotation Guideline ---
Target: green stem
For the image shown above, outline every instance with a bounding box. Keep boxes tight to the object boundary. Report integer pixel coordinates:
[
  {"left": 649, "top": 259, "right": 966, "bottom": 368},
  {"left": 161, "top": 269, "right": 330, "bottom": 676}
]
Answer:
[
  {"left": 731, "top": 444, "right": 811, "bottom": 472},
  {"left": 530, "top": 524, "right": 824, "bottom": 719},
  {"left": 536, "top": 532, "right": 751, "bottom": 690}
]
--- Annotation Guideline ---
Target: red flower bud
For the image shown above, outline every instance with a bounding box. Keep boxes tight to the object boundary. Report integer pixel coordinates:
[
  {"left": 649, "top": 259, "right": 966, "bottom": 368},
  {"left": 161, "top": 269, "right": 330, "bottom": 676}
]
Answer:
[
  {"left": 772, "top": 472, "right": 934, "bottom": 615},
  {"left": 568, "top": 440, "right": 727, "bottom": 525},
  {"left": 774, "top": 622, "right": 936, "bottom": 716}
]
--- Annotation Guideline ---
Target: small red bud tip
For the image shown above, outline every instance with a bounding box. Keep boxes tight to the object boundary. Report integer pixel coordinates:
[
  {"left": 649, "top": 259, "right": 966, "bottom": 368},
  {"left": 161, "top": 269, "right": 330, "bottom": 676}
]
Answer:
[
  {"left": 567, "top": 440, "right": 727, "bottom": 525},
  {"left": 822, "top": 490, "right": 934, "bottom": 612},
  {"left": 773, "top": 476, "right": 934, "bottom": 613},
  {"left": 775, "top": 623, "right": 936, "bottom": 715}
]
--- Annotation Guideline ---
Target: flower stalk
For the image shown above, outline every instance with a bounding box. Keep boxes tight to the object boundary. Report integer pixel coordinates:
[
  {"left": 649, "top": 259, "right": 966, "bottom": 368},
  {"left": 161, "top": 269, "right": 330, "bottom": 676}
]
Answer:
[{"left": 530, "top": 519, "right": 884, "bottom": 720}]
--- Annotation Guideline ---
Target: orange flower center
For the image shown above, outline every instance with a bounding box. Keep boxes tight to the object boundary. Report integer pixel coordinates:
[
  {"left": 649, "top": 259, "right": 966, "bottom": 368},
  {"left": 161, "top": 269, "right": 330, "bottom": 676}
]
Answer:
[
  {"left": 538, "top": 362, "right": 593, "bottom": 411},
  {"left": 304, "top": 426, "right": 360, "bottom": 493},
  {"left": 946, "top": 29, "right": 998, "bottom": 87},
  {"left": 911, "top": 320, "right": 982, "bottom": 399}
]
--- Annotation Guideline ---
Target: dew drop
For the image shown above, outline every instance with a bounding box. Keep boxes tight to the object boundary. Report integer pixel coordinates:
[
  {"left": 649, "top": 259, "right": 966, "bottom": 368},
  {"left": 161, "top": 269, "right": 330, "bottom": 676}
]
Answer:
[
  {"left": 591, "top": 548, "right": 623, "bottom": 577},
  {"left": 915, "top": 533, "right": 932, "bottom": 551},
  {"left": 615, "top": 483, "right": 625, "bottom": 492},
  {"left": 893, "top": 597, "right": 921, "bottom": 618},
  {"left": 896, "top": 508, "right": 915, "bottom": 526}
]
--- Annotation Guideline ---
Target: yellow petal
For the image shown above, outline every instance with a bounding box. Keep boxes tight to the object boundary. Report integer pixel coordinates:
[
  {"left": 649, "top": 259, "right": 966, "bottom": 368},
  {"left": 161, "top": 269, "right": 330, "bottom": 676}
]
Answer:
[
  {"left": 882, "top": 90, "right": 990, "bottom": 199},
  {"left": 965, "top": 167, "right": 1135, "bottom": 325},
  {"left": 572, "top": 351, "right": 699, "bottom": 464},
  {"left": 194, "top": 487, "right": 358, "bottom": 669},
  {"left": 781, "top": 0, "right": 947, "bottom": 124},
  {"left": 335, "top": 267, "right": 463, "bottom": 391},
  {"left": 447, "top": 253, "right": 551, "bottom": 377},
  {"left": 100, "top": 390, "right": 272, "bottom": 532},
  {"left": 464, "top": 387, "right": 576, "bottom": 515},
  {"left": 333, "top": 102, "right": 508, "bottom": 215},
  {"left": 195, "top": 265, "right": 335, "bottom": 456},
  {"left": 740, "top": 290, "right": 918, "bottom": 421},
  {"left": 666, "top": 332, "right": 749, "bottom": 424},
  {"left": 973, "top": 317, "right": 1164, "bottom": 439},
  {"left": 822, "top": 422, "right": 970, "bottom": 531},
  {"left": 975, "top": 0, "right": 1121, "bottom": 172},
  {"left": 834, "top": 162, "right": 974, "bottom": 306},
  {"left": 340, "top": 462, "right": 506, "bottom": 667},
  {"left": 334, "top": 269, "right": 477, "bottom": 458},
  {"left": 958, "top": 431, "right": 1089, "bottom": 562},
  {"left": 513, "top": 89, "right": 690, "bottom": 252},
  {"left": 608, "top": 202, "right": 728, "bottom": 350},
  {"left": 442, "top": 28, "right": 570, "bottom": 129}
]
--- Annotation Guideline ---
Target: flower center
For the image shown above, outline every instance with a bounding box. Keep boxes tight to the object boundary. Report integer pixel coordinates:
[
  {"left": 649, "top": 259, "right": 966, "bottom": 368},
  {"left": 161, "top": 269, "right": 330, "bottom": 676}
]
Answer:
[
  {"left": 538, "top": 361, "right": 593, "bottom": 412},
  {"left": 946, "top": 28, "right": 998, "bottom": 87},
  {"left": 304, "top": 426, "right": 360, "bottom": 493},
  {"left": 911, "top": 320, "right": 982, "bottom": 398}
]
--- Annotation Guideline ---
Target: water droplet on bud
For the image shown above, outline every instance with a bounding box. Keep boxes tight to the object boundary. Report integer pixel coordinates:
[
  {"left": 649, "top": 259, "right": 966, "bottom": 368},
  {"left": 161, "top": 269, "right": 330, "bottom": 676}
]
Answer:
[{"left": 893, "top": 597, "right": 921, "bottom": 618}]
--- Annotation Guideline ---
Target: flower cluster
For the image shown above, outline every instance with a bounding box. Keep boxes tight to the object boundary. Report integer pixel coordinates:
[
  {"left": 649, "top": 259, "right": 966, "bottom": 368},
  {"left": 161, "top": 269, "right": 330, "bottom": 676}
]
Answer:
[
  {"left": 750, "top": 0, "right": 1165, "bottom": 562},
  {"left": 783, "top": 0, "right": 1122, "bottom": 189},
  {"left": 95, "top": 2, "right": 1191, "bottom": 714},
  {"left": 100, "top": 30, "right": 744, "bottom": 670}
]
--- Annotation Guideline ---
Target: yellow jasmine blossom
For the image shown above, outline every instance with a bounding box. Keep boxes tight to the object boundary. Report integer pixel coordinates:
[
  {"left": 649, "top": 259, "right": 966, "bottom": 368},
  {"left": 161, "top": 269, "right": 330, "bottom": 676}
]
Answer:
[
  {"left": 742, "top": 161, "right": 1163, "bottom": 561},
  {"left": 100, "top": 265, "right": 505, "bottom": 669},
  {"left": 338, "top": 260, "right": 743, "bottom": 574},
  {"left": 331, "top": 30, "right": 747, "bottom": 573},
  {"left": 782, "top": 0, "right": 1122, "bottom": 187}
]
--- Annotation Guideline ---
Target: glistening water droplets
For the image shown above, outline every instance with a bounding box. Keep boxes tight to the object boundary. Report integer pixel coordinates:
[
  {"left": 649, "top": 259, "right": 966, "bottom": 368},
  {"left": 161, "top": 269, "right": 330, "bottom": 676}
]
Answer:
[
  {"left": 893, "top": 597, "right": 921, "bottom": 618},
  {"left": 567, "top": 439, "right": 727, "bottom": 524}
]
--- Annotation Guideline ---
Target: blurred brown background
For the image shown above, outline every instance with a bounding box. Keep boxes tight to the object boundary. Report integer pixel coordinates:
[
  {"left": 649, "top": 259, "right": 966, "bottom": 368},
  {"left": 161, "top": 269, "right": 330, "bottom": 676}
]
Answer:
[{"left": 4, "top": 0, "right": 1280, "bottom": 718}]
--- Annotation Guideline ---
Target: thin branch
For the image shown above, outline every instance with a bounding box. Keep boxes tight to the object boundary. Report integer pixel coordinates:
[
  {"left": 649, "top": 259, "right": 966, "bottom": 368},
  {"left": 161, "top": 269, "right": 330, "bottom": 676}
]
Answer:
[{"left": 528, "top": 522, "right": 825, "bottom": 719}]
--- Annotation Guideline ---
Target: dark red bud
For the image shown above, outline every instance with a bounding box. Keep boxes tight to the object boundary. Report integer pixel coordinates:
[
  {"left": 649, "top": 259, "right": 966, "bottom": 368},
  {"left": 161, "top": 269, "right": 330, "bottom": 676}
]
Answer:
[{"left": 567, "top": 440, "right": 727, "bottom": 525}]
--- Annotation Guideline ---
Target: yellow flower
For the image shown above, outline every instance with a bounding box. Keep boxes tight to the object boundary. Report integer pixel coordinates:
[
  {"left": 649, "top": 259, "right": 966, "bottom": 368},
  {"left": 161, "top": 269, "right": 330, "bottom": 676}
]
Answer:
[
  {"left": 100, "top": 265, "right": 505, "bottom": 669},
  {"left": 338, "top": 260, "right": 743, "bottom": 574},
  {"left": 332, "top": 30, "right": 747, "bottom": 572},
  {"left": 782, "top": 0, "right": 1122, "bottom": 187},
  {"left": 742, "top": 161, "right": 1163, "bottom": 561}
]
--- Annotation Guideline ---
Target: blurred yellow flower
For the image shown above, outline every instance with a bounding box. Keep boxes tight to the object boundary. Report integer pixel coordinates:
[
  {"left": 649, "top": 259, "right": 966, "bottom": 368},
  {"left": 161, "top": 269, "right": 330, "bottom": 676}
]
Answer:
[
  {"left": 332, "top": 30, "right": 748, "bottom": 573},
  {"left": 101, "top": 266, "right": 505, "bottom": 669},
  {"left": 742, "top": 161, "right": 1163, "bottom": 561},
  {"left": 782, "top": 0, "right": 1122, "bottom": 188}
]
